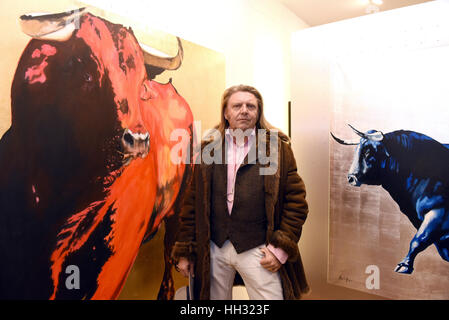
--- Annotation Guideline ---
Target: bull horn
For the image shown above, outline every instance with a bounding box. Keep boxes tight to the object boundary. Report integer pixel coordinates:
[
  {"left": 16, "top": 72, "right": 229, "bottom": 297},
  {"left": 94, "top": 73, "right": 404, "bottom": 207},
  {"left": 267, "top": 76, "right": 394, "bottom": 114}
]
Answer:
[
  {"left": 140, "top": 37, "right": 183, "bottom": 70},
  {"left": 330, "top": 132, "right": 359, "bottom": 145},
  {"left": 348, "top": 124, "right": 367, "bottom": 139},
  {"left": 348, "top": 124, "right": 384, "bottom": 141},
  {"left": 20, "top": 7, "right": 87, "bottom": 41}
]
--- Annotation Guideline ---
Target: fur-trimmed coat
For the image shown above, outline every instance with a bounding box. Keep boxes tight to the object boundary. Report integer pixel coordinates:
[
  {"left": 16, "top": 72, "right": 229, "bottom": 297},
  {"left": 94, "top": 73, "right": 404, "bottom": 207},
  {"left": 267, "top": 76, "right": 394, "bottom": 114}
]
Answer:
[{"left": 171, "top": 131, "right": 310, "bottom": 300}]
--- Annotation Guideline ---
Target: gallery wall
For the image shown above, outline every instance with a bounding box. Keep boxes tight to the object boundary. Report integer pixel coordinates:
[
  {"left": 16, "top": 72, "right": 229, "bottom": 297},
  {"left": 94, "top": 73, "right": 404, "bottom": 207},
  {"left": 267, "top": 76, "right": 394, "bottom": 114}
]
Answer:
[
  {"left": 78, "top": 0, "right": 308, "bottom": 135},
  {"left": 291, "top": 1, "right": 449, "bottom": 299}
]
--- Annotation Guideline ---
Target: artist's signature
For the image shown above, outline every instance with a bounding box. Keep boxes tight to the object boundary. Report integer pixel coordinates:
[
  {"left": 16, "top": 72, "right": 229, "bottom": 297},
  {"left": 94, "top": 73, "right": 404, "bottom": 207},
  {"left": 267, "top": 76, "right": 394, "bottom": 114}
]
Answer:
[{"left": 338, "top": 274, "right": 352, "bottom": 283}]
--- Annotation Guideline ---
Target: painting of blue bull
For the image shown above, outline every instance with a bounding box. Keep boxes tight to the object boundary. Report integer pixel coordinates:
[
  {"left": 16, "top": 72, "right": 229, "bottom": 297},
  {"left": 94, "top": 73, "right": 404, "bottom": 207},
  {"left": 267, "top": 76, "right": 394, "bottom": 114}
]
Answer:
[{"left": 331, "top": 125, "right": 449, "bottom": 274}]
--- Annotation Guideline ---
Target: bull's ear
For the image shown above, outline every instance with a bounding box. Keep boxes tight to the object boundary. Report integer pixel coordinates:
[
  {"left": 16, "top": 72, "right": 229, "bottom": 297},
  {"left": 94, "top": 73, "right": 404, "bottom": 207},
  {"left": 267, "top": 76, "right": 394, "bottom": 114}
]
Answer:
[
  {"left": 366, "top": 131, "right": 384, "bottom": 142},
  {"left": 20, "top": 7, "right": 87, "bottom": 41}
]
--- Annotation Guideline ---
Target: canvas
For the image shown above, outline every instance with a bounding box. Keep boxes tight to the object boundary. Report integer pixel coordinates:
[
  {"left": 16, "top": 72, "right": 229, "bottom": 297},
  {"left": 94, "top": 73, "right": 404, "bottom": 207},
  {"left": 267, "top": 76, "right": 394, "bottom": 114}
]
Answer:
[
  {"left": 0, "top": 2, "right": 225, "bottom": 299},
  {"left": 327, "top": 6, "right": 449, "bottom": 299}
]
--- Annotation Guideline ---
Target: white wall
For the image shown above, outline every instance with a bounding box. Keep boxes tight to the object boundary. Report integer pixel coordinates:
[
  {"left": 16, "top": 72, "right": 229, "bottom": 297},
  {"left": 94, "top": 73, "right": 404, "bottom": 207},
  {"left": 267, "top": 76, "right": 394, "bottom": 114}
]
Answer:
[{"left": 78, "top": 0, "right": 308, "bottom": 133}]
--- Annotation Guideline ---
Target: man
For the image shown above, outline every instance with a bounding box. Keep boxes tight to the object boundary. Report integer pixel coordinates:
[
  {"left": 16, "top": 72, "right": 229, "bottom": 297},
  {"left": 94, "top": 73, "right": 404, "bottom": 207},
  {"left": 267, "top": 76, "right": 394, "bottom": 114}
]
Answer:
[{"left": 171, "top": 84, "right": 309, "bottom": 300}]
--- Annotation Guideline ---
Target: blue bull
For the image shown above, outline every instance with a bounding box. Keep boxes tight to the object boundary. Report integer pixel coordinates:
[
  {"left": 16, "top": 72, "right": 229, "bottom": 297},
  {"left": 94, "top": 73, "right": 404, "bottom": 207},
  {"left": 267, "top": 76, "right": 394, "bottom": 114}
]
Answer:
[{"left": 331, "top": 125, "right": 449, "bottom": 274}]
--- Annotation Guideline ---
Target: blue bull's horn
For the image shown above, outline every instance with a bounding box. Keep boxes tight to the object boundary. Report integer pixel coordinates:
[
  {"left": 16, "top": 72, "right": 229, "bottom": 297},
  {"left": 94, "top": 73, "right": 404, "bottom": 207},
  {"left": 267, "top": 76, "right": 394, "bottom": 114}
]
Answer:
[
  {"left": 330, "top": 132, "right": 359, "bottom": 145},
  {"left": 348, "top": 124, "right": 367, "bottom": 138},
  {"left": 348, "top": 124, "right": 384, "bottom": 142},
  {"left": 19, "top": 7, "right": 87, "bottom": 41}
]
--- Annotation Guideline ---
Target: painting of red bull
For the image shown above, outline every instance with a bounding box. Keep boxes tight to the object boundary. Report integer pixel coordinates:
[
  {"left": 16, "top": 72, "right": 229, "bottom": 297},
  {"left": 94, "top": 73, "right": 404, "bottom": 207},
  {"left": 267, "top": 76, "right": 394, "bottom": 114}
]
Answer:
[{"left": 0, "top": 4, "right": 225, "bottom": 300}]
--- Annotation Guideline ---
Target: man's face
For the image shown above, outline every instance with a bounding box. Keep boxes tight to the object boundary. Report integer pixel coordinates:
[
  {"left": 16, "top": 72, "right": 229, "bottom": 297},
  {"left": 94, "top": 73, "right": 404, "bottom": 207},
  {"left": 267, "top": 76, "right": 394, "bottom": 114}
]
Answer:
[{"left": 224, "top": 91, "right": 259, "bottom": 131}]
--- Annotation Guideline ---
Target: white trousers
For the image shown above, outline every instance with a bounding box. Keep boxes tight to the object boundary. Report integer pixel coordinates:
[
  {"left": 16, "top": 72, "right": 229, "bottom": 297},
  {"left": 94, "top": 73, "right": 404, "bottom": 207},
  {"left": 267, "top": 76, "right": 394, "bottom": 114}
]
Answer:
[{"left": 210, "top": 240, "right": 283, "bottom": 300}]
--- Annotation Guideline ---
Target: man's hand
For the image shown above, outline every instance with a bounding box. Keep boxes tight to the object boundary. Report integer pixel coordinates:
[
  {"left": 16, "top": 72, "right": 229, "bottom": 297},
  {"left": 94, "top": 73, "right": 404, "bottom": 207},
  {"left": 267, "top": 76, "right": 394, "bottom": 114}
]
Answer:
[
  {"left": 176, "top": 257, "right": 194, "bottom": 278},
  {"left": 259, "top": 247, "right": 281, "bottom": 273}
]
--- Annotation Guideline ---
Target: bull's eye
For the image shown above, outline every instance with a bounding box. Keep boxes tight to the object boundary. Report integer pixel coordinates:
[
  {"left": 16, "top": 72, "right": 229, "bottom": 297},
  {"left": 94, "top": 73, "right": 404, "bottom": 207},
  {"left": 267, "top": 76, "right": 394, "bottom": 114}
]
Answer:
[
  {"left": 364, "top": 148, "right": 371, "bottom": 158},
  {"left": 84, "top": 73, "right": 92, "bottom": 82},
  {"left": 363, "top": 148, "right": 374, "bottom": 159},
  {"left": 119, "top": 99, "right": 129, "bottom": 114}
]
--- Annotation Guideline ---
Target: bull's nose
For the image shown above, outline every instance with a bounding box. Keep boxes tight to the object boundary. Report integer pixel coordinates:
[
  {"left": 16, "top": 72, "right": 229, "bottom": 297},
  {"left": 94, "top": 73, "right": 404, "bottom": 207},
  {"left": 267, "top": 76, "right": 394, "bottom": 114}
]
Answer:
[
  {"left": 122, "top": 129, "right": 150, "bottom": 161},
  {"left": 123, "top": 131, "right": 135, "bottom": 146},
  {"left": 347, "top": 174, "right": 360, "bottom": 186}
]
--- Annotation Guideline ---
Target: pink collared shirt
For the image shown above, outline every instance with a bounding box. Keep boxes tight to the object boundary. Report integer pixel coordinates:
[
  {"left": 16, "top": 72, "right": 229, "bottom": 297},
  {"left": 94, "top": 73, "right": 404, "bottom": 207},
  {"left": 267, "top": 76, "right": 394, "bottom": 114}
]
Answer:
[{"left": 225, "top": 128, "right": 288, "bottom": 264}]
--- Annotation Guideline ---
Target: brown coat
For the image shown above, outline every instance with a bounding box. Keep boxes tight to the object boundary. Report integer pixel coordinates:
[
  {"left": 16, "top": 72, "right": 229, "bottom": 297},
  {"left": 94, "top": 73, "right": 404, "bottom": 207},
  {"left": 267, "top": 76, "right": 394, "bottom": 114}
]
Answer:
[{"left": 171, "top": 131, "right": 310, "bottom": 300}]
